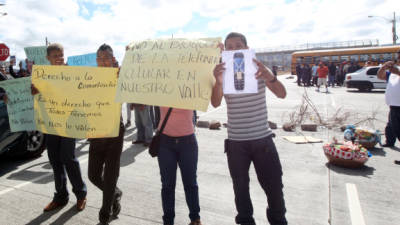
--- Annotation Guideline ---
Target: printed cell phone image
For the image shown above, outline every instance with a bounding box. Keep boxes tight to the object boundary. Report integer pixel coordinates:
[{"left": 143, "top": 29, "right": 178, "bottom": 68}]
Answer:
[{"left": 233, "top": 52, "right": 245, "bottom": 90}]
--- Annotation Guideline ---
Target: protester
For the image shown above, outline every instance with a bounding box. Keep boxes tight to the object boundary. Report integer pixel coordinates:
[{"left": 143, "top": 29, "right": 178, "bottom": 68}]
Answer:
[
  {"left": 131, "top": 104, "right": 153, "bottom": 146},
  {"left": 156, "top": 107, "right": 203, "bottom": 225},
  {"left": 88, "top": 44, "right": 124, "bottom": 225},
  {"left": 211, "top": 32, "right": 288, "bottom": 225},
  {"left": 36, "top": 43, "right": 87, "bottom": 212},
  {"left": 377, "top": 49, "right": 400, "bottom": 151},
  {"left": 316, "top": 62, "right": 329, "bottom": 93},
  {"left": 0, "top": 65, "right": 7, "bottom": 81}
]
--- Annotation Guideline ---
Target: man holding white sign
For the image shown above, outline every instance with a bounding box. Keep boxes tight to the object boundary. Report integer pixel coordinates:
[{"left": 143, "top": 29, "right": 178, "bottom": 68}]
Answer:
[{"left": 211, "top": 32, "right": 288, "bottom": 225}]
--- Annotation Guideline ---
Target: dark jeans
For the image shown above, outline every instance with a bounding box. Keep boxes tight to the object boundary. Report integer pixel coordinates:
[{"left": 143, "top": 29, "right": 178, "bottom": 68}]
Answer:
[
  {"left": 225, "top": 135, "right": 287, "bottom": 225},
  {"left": 157, "top": 133, "right": 200, "bottom": 225},
  {"left": 385, "top": 106, "right": 400, "bottom": 145},
  {"left": 46, "top": 135, "right": 87, "bottom": 203},
  {"left": 88, "top": 123, "right": 124, "bottom": 215},
  {"left": 328, "top": 75, "right": 335, "bottom": 87}
]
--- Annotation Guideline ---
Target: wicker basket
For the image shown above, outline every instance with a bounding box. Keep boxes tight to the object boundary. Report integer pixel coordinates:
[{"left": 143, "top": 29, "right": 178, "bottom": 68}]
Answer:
[{"left": 324, "top": 152, "right": 366, "bottom": 168}]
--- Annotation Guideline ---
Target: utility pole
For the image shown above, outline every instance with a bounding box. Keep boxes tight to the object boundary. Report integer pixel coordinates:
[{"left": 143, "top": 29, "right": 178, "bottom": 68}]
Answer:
[{"left": 392, "top": 12, "right": 397, "bottom": 45}]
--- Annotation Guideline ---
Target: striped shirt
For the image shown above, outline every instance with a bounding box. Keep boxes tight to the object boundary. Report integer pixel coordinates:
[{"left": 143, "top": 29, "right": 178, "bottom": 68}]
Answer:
[{"left": 225, "top": 79, "right": 272, "bottom": 141}]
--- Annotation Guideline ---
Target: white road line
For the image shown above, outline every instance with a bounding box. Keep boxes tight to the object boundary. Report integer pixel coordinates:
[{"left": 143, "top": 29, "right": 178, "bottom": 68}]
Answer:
[
  {"left": 330, "top": 94, "right": 336, "bottom": 108},
  {"left": 0, "top": 157, "right": 88, "bottom": 196},
  {"left": 346, "top": 183, "right": 366, "bottom": 225}
]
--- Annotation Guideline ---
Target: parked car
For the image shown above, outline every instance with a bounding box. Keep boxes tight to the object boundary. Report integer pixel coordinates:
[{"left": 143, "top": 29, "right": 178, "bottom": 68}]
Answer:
[
  {"left": 0, "top": 98, "right": 46, "bottom": 158},
  {"left": 345, "top": 66, "right": 387, "bottom": 92}
]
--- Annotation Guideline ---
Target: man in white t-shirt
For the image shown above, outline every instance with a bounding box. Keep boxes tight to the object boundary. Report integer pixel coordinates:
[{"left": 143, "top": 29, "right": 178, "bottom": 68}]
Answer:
[{"left": 377, "top": 49, "right": 400, "bottom": 159}]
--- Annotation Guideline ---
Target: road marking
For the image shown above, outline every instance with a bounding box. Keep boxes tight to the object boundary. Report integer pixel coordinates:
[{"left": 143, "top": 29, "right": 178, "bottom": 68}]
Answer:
[
  {"left": 330, "top": 94, "right": 336, "bottom": 108},
  {"left": 346, "top": 183, "right": 366, "bottom": 225},
  {"left": 0, "top": 157, "right": 88, "bottom": 196}
]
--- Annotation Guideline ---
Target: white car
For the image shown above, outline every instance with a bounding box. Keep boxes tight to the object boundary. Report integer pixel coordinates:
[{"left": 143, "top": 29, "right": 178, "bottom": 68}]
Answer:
[{"left": 345, "top": 66, "right": 387, "bottom": 92}]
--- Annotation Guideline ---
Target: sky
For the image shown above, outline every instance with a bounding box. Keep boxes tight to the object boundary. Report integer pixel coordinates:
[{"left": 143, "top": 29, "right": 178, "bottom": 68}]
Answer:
[{"left": 0, "top": 0, "right": 399, "bottom": 63}]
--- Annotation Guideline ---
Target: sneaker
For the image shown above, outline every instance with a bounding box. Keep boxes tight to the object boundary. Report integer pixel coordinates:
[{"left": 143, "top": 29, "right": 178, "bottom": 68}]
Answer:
[
  {"left": 315, "top": 89, "right": 320, "bottom": 92},
  {"left": 112, "top": 190, "right": 123, "bottom": 218},
  {"left": 189, "top": 219, "right": 203, "bottom": 225}
]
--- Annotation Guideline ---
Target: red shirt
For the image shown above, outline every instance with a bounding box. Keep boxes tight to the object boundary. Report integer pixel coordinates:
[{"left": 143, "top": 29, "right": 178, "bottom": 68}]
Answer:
[{"left": 317, "top": 66, "right": 329, "bottom": 78}]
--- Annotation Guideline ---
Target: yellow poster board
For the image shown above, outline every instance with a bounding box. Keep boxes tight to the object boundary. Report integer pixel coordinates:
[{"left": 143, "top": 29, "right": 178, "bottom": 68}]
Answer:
[
  {"left": 32, "top": 65, "right": 121, "bottom": 138},
  {"left": 115, "top": 38, "right": 221, "bottom": 112}
]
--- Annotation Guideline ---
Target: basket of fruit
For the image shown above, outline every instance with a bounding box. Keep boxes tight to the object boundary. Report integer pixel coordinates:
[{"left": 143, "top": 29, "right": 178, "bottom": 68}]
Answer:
[
  {"left": 344, "top": 126, "right": 381, "bottom": 149},
  {"left": 323, "top": 139, "right": 369, "bottom": 168}
]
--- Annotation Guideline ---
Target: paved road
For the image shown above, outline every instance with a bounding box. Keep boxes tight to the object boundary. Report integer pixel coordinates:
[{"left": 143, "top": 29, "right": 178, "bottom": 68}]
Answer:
[{"left": 0, "top": 74, "right": 399, "bottom": 225}]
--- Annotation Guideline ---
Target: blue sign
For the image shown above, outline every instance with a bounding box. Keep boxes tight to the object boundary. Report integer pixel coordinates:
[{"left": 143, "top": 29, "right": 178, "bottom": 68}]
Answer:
[{"left": 67, "top": 53, "right": 97, "bottom": 67}]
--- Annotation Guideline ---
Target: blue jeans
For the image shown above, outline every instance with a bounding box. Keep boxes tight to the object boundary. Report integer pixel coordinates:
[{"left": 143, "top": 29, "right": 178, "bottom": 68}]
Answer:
[
  {"left": 157, "top": 133, "right": 200, "bottom": 225},
  {"left": 225, "top": 135, "right": 287, "bottom": 225},
  {"left": 46, "top": 135, "right": 87, "bottom": 203},
  {"left": 328, "top": 75, "right": 335, "bottom": 87}
]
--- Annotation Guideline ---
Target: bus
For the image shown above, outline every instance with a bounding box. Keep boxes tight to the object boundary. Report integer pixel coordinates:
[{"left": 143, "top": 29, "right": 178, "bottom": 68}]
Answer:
[{"left": 291, "top": 45, "right": 400, "bottom": 74}]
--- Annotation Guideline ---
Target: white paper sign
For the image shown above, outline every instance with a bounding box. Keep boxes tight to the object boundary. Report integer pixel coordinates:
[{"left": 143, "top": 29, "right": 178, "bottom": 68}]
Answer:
[{"left": 222, "top": 49, "right": 258, "bottom": 94}]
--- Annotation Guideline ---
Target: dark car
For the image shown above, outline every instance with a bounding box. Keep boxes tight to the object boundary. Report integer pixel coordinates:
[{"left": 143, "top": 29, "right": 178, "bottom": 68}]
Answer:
[{"left": 0, "top": 98, "right": 46, "bottom": 158}]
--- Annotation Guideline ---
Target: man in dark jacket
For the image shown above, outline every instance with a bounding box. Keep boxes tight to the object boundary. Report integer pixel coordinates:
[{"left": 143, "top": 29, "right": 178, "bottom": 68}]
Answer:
[{"left": 328, "top": 62, "right": 336, "bottom": 87}]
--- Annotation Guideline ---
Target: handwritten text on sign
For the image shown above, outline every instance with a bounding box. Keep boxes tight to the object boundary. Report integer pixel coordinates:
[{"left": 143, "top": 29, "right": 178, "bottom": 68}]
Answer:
[
  {"left": 115, "top": 38, "right": 221, "bottom": 112},
  {"left": 0, "top": 77, "right": 35, "bottom": 132},
  {"left": 32, "top": 65, "right": 121, "bottom": 138}
]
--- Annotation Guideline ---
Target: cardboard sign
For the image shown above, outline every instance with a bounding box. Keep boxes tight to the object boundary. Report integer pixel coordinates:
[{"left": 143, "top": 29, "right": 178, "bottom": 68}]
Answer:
[
  {"left": 32, "top": 65, "right": 121, "bottom": 138},
  {"left": 24, "top": 46, "right": 50, "bottom": 65},
  {"left": 67, "top": 53, "right": 97, "bottom": 67},
  {"left": 0, "top": 77, "right": 35, "bottom": 131},
  {"left": 115, "top": 38, "right": 221, "bottom": 112}
]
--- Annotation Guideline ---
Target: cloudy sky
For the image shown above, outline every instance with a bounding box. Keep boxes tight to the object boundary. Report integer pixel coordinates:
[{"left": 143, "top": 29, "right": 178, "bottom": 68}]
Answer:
[{"left": 0, "top": 0, "right": 399, "bottom": 63}]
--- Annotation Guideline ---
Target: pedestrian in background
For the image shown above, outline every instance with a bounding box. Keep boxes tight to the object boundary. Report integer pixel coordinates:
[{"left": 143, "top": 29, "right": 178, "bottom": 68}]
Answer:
[
  {"left": 311, "top": 63, "right": 318, "bottom": 86},
  {"left": 328, "top": 62, "right": 336, "bottom": 87},
  {"left": 296, "top": 63, "right": 302, "bottom": 86},
  {"left": 316, "top": 62, "right": 329, "bottom": 93},
  {"left": 302, "top": 63, "right": 311, "bottom": 87},
  {"left": 377, "top": 49, "right": 400, "bottom": 149},
  {"left": 132, "top": 104, "right": 153, "bottom": 146}
]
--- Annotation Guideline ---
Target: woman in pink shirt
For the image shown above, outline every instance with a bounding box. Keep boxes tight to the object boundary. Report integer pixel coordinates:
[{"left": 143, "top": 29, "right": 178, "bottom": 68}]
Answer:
[{"left": 157, "top": 107, "right": 202, "bottom": 225}]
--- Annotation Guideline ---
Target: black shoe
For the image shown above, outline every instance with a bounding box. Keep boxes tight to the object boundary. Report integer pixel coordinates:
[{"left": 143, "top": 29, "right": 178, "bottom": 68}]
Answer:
[
  {"left": 382, "top": 143, "right": 394, "bottom": 147},
  {"left": 99, "top": 210, "right": 111, "bottom": 225},
  {"left": 112, "top": 190, "right": 122, "bottom": 218}
]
